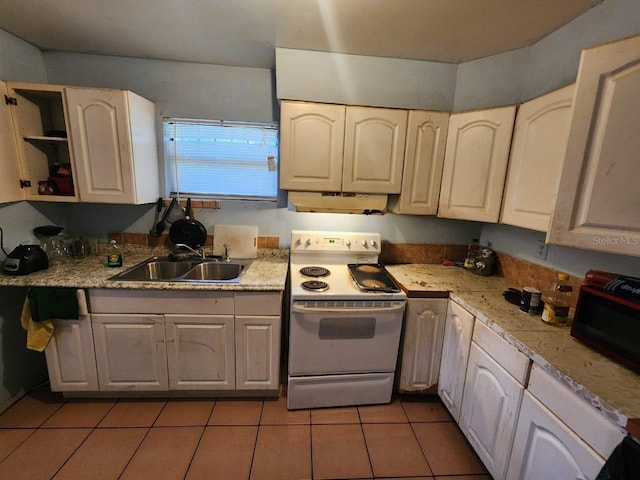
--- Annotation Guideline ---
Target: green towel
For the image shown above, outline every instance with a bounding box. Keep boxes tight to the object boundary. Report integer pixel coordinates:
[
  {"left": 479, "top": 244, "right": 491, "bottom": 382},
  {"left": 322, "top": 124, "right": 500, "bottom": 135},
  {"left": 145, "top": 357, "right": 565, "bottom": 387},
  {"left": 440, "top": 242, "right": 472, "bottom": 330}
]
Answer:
[{"left": 28, "top": 287, "right": 79, "bottom": 323}]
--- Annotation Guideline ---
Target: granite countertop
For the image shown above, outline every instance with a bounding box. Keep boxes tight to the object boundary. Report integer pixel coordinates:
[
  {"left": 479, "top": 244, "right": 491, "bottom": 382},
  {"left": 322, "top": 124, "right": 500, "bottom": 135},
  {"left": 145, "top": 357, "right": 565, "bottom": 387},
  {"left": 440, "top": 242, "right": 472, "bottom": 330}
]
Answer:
[
  {"left": 0, "top": 247, "right": 289, "bottom": 291},
  {"left": 386, "top": 264, "right": 640, "bottom": 430}
]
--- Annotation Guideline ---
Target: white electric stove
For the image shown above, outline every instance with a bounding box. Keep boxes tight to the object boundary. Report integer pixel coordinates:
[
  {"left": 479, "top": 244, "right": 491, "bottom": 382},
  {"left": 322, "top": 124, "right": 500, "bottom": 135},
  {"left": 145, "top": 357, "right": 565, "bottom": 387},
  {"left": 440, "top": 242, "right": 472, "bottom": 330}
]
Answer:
[{"left": 287, "top": 230, "right": 406, "bottom": 410}]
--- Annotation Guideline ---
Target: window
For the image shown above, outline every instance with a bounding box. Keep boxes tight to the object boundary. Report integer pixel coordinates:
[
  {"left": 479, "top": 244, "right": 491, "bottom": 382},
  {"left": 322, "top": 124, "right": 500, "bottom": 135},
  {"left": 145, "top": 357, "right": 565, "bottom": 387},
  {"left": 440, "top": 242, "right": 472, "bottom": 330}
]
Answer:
[{"left": 163, "top": 118, "right": 279, "bottom": 201}]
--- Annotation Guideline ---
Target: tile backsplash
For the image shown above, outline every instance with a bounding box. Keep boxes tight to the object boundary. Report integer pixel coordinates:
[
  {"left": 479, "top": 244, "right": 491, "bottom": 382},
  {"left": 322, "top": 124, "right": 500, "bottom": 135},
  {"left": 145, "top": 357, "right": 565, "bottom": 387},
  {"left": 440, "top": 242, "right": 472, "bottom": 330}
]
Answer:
[{"left": 108, "top": 233, "right": 279, "bottom": 249}]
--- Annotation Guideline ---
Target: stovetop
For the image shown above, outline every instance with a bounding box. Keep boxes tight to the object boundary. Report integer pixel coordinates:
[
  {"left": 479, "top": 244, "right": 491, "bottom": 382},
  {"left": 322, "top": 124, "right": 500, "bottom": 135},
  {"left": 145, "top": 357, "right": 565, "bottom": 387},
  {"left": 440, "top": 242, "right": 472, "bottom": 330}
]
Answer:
[{"left": 289, "top": 231, "right": 406, "bottom": 301}]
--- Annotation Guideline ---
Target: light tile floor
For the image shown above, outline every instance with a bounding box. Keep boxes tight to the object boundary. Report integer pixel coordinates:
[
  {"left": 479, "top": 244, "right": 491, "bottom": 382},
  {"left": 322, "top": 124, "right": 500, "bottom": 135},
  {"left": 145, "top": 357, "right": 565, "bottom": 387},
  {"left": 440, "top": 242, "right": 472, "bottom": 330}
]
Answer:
[{"left": 0, "top": 385, "right": 492, "bottom": 480}]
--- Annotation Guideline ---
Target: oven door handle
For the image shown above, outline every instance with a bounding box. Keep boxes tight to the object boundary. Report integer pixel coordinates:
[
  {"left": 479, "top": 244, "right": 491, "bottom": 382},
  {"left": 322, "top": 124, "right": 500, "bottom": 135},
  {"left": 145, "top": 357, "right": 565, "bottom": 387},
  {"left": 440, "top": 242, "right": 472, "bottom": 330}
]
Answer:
[{"left": 292, "top": 302, "right": 405, "bottom": 314}]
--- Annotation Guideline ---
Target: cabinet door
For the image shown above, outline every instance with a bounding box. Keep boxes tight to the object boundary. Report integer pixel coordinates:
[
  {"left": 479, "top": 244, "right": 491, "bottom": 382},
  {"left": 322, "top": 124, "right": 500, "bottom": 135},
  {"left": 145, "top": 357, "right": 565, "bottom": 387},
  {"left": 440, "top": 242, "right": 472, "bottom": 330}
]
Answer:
[
  {"left": 547, "top": 34, "right": 640, "bottom": 256},
  {"left": 7, "top": 82, "right": 78, "bottom": 202},
  {"left": 342, "top": 106, "right": 407, "bottom": 193},
  {"left": 460, "top": 342, "right": 524, "bottom": 480},
  {"left": 65, "top": 88, "right": 138, "bottom": 204},
  {"left": 438, "top": 300, "right": 475, "bottom": 422},
  {"left": 235, "top": 315, "right": 281, "bottom": 390},
  {"left": 506, "top": 392, "right": 604, "bottom": 480},
  {"left": 501, "top": 85, "right": 574, "bottom": 232},
  {"left": 165, "top": 314, "right": 235, "bottom": 390},
  {"left": 438, "top": 106, "right": 516, "bottom": 222},
  {"left": 390, "top": 110, "right": 449, "bottom": 214},
  {"left": 0, "top": 81, "right": 25, "bottom": 203},
  {"left": 279, "top": 101, "right": 345, "bottom": 191},
  {"left": 45, "top": 317, "right": 99, "bottom": 392},
  {"left": 398, "top": 298, "right": 448, "bottom": 392},
  {"left": 92, "top": 313, "right": 168, "bottom": 391}
]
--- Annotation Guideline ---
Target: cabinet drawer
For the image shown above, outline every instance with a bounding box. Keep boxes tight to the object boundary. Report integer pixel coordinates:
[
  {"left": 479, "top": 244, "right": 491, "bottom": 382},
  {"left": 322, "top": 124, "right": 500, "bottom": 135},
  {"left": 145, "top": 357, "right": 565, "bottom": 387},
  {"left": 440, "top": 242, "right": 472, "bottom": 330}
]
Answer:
[
  {"left": 89, "top": 289, "right": 234, "bottom": 314},
  {"left": 473, "top": 321, "right": 530, "bottom": 385},
  {"left": 527, "top": 363, "right": 625, "bottom": 459},
  {"left": 234, "top": 292, "right": 282, "bottom": 316}
]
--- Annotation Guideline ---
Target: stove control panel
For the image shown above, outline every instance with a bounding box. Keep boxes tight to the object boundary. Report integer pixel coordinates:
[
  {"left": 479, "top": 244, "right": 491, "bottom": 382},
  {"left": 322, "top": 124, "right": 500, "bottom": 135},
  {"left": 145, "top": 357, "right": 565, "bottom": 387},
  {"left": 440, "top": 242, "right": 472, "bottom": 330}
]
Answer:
[{"left": 291, "top": 230, "right": 382, "bottom": 254}]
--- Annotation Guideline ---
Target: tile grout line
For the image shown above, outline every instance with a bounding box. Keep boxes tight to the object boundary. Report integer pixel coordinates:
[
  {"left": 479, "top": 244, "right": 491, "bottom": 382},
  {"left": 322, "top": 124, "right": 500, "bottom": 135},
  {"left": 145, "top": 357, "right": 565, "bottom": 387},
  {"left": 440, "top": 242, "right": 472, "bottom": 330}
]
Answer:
[
  {"left": 247, "top": 398, "right": 265, "bottom": 480},
  {"left": 402, "top": 399, "right": 437, "bottom": 478},
  {"left": 182, "top": 399, "right": 217, "bottom": 480},
  {"left": 47, "top": 398, "right": 119, "bottom": 479}
]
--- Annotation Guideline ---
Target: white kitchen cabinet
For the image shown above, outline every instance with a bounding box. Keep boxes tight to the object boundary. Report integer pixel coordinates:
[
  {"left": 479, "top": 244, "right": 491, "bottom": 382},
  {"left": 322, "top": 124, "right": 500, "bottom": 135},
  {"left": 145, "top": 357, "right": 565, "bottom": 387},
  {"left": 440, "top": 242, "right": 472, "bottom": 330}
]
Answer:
[
  {"left": 398, "top": 297, "right": 448, "bottom": 392},
  {"left": 342, "top": 106, "right": 407, "bottom": 193},
  {"left": 165, "top": 314, "right": 235, "bottom": 390},
  {"left": 5, "top": 81, "right": 159, "bottom": 204},
  {"left": 0, "top": 80, "right": 24, "bottom": 203},
  {"left": 389, "top": 110, "right": 449, "bottom": 215},
  {"left": 85, "top": 289, "right": 282, "bottom": 394},
  {"left": 279, "top": 101, "right": 407, "bottom": 194},
  {"left": 501, "top": 85, "right": 575, "bottom": 232},
  {"left": 43, "top": 290, "right": 99, "bottom": 392},
  {"left": 547, "top": 34, "right": 640, "bottom": 256},
  {"left": 459, "top": 322, "right": 530, "bottom": 480},
  {"left": 92, "top": 313, "right": 168, "bottom": 391},
  {"left": 506, "top": 363, "right": 625, "bottom": 480},
  {"left": 279, "top": 101, "right": 345, "bottom": 191},
  {"left": 234, "top": 292, "right": 282, "bottom": 391},
  {"left": 438, "top": 105, "right": 516, "bottom": 222},
  {"left": 438, "top": 299, "right": 475, "bottom": 422},
  {"left": 506, "top": 392, "right": 604, "bottom": 480},
  {"left": 6, "top": 82, "right": 77, "bottom": 202},
  {"left": 235, "top": 316, "right": 281, "bottom": 390},
  {"left": 65, "top": 88, "right": 159, "bottom": 204}
]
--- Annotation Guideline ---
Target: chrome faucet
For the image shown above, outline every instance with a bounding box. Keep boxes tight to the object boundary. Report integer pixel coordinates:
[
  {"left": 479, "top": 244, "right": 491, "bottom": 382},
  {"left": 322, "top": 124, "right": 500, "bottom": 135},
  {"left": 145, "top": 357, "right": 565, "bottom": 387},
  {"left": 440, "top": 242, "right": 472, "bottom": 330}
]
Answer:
[
  {"left": 175, "top": 243, "right": 205, "bottom": 258},
  {"left": 223, "top": 244, "right": 230, "bottom": 262}
]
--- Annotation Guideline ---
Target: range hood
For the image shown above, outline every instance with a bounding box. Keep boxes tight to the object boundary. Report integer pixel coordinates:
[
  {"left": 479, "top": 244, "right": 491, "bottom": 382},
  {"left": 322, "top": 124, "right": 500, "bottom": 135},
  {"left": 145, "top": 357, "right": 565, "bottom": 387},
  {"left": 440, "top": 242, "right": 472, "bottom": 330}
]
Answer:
[{"left": 287, "top": 191, "right": 388, "bottom": 214}]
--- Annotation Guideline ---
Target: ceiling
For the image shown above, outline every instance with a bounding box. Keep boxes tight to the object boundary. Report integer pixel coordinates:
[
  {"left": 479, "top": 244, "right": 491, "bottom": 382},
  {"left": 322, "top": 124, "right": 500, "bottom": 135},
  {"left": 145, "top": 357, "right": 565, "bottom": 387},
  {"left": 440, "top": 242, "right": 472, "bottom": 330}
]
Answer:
[{"left": 0, "top": 0, "right": 602, "bottom": 69}]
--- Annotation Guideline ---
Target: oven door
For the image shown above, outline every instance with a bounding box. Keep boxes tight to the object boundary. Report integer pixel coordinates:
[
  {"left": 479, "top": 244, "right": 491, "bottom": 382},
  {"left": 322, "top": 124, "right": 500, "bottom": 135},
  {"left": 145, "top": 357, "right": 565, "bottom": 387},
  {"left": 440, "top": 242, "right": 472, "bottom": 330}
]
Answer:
[{"left": 288, "top": 300, "right": 405, "bottom": 375}]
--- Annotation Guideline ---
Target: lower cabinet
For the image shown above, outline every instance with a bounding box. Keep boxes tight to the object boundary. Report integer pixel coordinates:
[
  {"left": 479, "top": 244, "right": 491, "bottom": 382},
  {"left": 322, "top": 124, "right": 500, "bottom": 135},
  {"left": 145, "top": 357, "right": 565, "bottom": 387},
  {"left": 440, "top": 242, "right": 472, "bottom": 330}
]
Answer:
[
  {"left": 398, "top": 298, "right": 448, "bottom": 392},
  {"left": 165, "top": 314, "right": 235, "bottom": 390},
  {"left": 45, "top": 316, "right": 99, "bottom": 392},
  {"left": 459, "top": 321, "right": 531, "bottom": 480},
  {"left": 92, "top": 313, "right": 168, "bottom": 391},
  {"left": 438, "top": 299, "right": 475, "bottom": 422},
  {"left": 44, "top": 289, "right": 282, "bottom": 394},
  {"left": 506, "top": 363, "right": 625, "bottom": 480},
  {"left": 506, "top": 391, "right": 605, "bottom": 480}
]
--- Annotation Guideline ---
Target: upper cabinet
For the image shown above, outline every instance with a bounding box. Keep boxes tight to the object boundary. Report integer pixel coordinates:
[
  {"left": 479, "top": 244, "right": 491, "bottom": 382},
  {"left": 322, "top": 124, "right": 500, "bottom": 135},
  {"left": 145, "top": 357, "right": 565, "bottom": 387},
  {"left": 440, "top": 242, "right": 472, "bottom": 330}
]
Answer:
[
  {"left": 500, "top": 85, "right": 575, "bottom": 232},
  {"left": 438, "top": 106, "right": 516, "bottom": 222},
  {"left": 547, "top": 34, "right": 640, "bottom": 257},
  {"left": 389, "top": 110, "right": 449, "bottom": 215},
  {"left": 279, "top": 100, "right": 407, "bottom": 194},
  {"left": 0, "top": 81, "right": 24, "bottom": 203},
  {"left": 65, "top": 88, "right": 159, "bottom": 204},
  {"left": 4, "top": 81, "right": 159, "bottom": 204},
  {"left": 342, "top": 106, "right": 407, "bottom": 193},
  {"left": 279, "top": 101, "right": 345, "bottom": 191}
]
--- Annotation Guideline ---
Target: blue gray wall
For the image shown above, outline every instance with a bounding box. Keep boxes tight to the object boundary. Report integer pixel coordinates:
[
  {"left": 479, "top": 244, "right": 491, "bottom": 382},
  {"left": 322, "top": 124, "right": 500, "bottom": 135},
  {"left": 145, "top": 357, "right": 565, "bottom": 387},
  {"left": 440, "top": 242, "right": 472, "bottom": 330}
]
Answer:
[{"left": 0, "top": 29, "right": 50, "bottom": 411}]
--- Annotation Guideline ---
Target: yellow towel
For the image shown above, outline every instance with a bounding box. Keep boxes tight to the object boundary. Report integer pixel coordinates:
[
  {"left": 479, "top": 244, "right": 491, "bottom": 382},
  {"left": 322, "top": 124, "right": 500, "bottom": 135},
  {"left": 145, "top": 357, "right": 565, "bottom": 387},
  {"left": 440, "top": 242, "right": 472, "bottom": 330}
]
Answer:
[{"left": 20, "top": 296, "right": 54, "bottom": 352}]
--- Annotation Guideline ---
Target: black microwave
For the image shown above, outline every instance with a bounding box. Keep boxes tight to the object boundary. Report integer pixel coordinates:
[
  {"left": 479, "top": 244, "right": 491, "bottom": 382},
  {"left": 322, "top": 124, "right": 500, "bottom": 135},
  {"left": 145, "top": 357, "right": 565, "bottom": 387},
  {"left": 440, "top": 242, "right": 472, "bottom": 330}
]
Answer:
[{"left": 571, "top": 285, "right": 640, "bottom": 373}]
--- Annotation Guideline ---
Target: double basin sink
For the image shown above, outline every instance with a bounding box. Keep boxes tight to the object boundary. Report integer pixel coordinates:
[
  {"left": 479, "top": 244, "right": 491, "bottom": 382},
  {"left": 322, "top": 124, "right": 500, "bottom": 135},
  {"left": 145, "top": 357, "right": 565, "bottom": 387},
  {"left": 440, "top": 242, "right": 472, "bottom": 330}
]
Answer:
[{"left": 108, "top": 256, "right": 251, "bottom": 283}]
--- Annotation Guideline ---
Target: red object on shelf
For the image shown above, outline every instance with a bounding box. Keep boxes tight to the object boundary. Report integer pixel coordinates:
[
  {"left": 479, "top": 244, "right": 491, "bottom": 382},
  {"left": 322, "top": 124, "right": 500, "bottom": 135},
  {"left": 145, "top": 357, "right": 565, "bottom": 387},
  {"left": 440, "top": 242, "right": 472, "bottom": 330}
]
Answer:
[{"left": 50, "top": 177, "right": 74, "bottom": 196}]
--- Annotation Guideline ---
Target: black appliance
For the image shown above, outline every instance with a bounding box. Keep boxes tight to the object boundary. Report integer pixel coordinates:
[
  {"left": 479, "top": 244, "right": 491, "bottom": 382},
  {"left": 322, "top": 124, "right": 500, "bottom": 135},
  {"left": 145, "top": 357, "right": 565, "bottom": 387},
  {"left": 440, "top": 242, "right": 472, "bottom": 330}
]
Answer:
[
  {"left": 571, "top": 285, "right": 640, "bottom": 373},
  {"left": 3, "top": 244, "right": 49, "bottom": 275}
]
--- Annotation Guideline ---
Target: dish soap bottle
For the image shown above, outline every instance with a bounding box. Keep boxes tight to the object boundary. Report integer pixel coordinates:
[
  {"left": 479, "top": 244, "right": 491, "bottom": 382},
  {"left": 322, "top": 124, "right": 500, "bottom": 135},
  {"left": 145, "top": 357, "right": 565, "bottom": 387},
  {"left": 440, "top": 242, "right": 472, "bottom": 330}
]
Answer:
[
  {"left": 542, "top": 272, "right": 573, "bottom": 325},
  {"left": 106, "top": 239, "right": 123, "bottom": 267}
]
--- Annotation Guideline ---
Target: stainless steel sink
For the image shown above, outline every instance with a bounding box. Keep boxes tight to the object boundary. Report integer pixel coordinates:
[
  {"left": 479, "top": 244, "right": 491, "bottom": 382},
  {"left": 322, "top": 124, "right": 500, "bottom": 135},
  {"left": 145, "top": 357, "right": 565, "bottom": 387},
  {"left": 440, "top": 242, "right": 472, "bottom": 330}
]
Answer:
[
  {"left": 109, "top": 256, "right": 251, "bottom": 283},
  {"left": 182, "top": 262, "right": 246, "bottom": 281}
]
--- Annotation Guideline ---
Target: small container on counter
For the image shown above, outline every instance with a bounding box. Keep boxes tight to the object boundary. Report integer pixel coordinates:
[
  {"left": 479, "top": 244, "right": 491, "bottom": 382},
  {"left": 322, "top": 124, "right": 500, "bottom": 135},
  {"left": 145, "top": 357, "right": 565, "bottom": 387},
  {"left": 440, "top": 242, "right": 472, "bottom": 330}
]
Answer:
[
  {"left": 520, "top": 287, "right": 542, "bottom": 314},
  {"left": 106, "top": 239, "right": 123, "bottom": 267}
]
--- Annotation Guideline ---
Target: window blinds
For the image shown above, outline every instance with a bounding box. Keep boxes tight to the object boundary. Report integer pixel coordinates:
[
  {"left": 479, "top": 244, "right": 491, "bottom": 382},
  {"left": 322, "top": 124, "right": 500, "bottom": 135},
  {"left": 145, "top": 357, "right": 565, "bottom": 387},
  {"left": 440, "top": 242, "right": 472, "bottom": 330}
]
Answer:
[{"left": 164, "top": 118, "right": 279, "bottom": 201}]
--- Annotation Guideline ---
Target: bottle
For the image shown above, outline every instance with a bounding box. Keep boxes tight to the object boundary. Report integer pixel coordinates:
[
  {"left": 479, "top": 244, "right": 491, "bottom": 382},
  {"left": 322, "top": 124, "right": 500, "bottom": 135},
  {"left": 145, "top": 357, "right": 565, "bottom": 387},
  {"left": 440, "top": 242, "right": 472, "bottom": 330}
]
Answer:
[
  {"left": 464, "top": 238, "right": 480, "bottom": 270},
  {"left": 541, "top": 272, "right": 573, "bottom": 325},
  {"left": 106, "top": 239, "right": 123, "bottom": 267}
]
